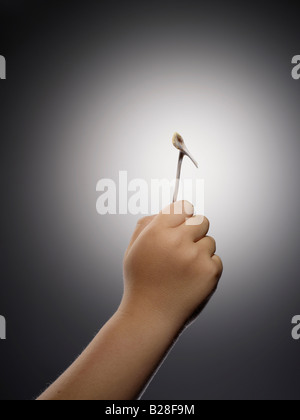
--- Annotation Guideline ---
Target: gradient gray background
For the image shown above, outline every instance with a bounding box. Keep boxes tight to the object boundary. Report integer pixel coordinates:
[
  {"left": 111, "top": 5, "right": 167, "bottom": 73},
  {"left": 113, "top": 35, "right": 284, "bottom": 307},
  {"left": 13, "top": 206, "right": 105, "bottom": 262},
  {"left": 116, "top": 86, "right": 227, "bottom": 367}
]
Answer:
[{"left": 0, "top": 0, "right": 300, "bottom": 400}]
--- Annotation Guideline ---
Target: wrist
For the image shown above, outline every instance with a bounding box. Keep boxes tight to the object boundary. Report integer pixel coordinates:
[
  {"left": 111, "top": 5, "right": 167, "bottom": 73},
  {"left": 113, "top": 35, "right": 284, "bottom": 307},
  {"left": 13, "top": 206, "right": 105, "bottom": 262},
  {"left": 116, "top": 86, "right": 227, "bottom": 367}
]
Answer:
[{"left": 117, "top": 296, "right": 184, "bottom": 340}]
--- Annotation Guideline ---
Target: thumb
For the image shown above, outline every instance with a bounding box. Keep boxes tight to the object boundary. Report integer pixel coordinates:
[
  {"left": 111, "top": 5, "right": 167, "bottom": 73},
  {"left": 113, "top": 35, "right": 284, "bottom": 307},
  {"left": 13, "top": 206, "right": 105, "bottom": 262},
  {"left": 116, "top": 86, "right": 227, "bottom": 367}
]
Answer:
[{"left": 126, "top": 215, "right": 156, "bottom": 254}]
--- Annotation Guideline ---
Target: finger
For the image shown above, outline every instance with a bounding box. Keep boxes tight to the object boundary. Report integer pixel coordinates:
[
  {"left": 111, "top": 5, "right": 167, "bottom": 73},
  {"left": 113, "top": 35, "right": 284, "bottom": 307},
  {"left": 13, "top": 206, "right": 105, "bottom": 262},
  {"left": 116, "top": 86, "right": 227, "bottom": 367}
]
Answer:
[
  {"left": 127, "top": 215, "right": 156, "bottom": 250},
  {"left": 180, "top": 215, "right": 210, "bottom": 241},
  {"left": 198, "top": 236, "right": 216, "bottom": 256},
  {"left": 157, "top": 200, "right": 194, "bottom": 228},
  {"left": 211, "top": 254, "right": 223, "bottom": 277}
]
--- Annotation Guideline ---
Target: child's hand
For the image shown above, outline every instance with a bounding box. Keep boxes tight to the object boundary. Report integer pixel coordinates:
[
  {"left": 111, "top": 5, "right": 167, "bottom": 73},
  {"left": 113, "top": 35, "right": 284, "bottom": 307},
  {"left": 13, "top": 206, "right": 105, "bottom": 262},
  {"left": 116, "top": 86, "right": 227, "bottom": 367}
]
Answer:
[
  {"left": 38, "top": 200, "right": 223, "bottom": 400},
  {"left": 122, "top": 201, "right": 223, "bottom": 329}
]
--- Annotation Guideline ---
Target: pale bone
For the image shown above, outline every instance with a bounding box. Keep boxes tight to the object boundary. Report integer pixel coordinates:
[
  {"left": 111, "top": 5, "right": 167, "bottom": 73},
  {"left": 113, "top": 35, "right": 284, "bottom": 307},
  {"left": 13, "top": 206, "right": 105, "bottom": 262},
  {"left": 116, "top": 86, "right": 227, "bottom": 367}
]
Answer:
[{"left": 172, "top": 133, "right": 198, "bottom": 203}]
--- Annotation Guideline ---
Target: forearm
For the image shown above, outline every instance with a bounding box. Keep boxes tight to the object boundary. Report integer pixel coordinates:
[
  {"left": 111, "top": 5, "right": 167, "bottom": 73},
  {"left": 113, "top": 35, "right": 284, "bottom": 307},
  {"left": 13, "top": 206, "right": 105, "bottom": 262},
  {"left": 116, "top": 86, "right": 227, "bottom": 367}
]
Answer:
[
  {"left": 38, "top": 304, "right": 181, "bottom": 400},
  {"left": 38, "top": 200, "right": 223, "bottom": 400}
]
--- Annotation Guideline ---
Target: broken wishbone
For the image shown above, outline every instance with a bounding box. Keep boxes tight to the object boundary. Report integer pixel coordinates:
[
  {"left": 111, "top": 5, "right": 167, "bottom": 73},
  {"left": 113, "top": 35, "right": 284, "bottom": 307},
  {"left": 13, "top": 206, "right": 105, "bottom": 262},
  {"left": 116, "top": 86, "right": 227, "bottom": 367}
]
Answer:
[{"left": 172, "top": 133, "right": 198, "bottom": 203}]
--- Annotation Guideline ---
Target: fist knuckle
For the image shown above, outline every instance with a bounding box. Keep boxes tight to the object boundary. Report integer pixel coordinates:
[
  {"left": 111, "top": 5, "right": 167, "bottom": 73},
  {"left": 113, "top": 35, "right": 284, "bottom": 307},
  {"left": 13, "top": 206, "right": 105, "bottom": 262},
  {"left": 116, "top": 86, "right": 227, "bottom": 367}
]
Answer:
[
  {"left": 206, "top": 236, "right": 216, "bottom": 246},
  {"left": 203, "top": 216, "right": 210, "bottom": 230},
  {"left": 200, "top": 260, "right": 220, "bottom": 281},
  {"left": 210, "top": 262, "right": 221, "bottom": 280}
]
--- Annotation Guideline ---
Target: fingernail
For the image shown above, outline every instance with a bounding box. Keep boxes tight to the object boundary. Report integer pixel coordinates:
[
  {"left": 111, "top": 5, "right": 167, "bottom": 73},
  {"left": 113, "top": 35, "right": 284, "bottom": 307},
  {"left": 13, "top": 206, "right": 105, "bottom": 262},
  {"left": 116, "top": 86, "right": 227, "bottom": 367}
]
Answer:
[
  {"left": 185, "top": 215, "right": 205, "bottom": 226},
  {"left": 183, "top": 201, "right": 194, "bottom": 215}
]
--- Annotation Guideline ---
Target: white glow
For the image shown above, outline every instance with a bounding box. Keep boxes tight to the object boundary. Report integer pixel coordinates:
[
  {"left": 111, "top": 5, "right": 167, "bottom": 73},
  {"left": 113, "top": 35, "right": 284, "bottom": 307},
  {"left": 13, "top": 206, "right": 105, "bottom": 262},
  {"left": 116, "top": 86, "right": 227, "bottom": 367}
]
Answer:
[{"left": 33, "top": 39, "right": 300, "bottom": 306}]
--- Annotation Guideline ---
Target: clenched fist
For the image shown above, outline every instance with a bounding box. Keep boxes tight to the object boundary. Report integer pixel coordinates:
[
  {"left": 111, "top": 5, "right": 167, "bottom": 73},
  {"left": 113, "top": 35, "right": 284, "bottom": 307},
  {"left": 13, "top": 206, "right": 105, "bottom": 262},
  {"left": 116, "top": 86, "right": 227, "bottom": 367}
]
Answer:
[{"left": 121, "top": 201, "right": 223, "bottom": 329}]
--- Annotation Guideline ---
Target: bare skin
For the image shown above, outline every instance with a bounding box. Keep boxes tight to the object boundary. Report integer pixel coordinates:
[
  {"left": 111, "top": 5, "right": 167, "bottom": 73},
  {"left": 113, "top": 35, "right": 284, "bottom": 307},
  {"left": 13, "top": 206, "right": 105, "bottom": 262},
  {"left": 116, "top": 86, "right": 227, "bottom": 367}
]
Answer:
[{"left": 38, "top": 201, "right": 223, "bottom": 400}]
